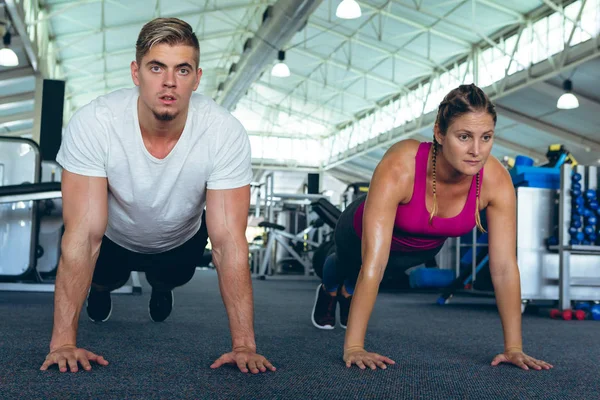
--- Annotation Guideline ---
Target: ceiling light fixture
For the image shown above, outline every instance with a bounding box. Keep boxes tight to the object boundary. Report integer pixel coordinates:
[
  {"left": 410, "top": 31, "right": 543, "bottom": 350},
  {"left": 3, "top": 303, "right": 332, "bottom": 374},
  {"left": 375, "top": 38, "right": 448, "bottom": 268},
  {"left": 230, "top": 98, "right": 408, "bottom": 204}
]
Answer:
[
  {"left": 271, "top": 50, "right": 290, "bottom": 78},
  {"left": 556, "top": 79, "right": 579, "bottom": 110},
  {"left": 336, "top": 0, "right": 362, "bottom": 19}
]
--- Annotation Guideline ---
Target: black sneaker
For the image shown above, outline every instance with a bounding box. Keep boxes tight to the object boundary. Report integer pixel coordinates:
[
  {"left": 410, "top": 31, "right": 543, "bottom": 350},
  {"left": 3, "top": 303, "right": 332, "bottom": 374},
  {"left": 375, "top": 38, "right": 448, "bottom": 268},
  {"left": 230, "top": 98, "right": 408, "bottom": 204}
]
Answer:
[
  {"left": 87, "top": 288, "right": 112, "bottom": 323},
  {"left": 337, "top": 291, "right": 353, "bottom": 329},
  {"left": 149, "top": 290, "right": 174, "bottom": 322},
  {"left": 311, "top": 285, "right": 337, "bottom": 330}
]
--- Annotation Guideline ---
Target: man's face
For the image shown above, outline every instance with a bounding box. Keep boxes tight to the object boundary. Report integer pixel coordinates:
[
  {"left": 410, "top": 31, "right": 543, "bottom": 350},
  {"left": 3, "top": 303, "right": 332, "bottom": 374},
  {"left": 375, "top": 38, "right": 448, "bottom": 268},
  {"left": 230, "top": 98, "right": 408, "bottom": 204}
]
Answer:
[{"left": 131, "top": 43, "right": 202, "bottom": 122}]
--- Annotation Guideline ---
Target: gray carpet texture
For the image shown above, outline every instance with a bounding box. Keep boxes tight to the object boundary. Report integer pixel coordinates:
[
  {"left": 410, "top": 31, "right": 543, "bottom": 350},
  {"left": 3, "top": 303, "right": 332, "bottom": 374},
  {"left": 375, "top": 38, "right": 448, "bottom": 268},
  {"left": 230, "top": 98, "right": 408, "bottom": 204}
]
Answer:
[{"left": 1, "top": 269, "right": 599, "bottom": 400}]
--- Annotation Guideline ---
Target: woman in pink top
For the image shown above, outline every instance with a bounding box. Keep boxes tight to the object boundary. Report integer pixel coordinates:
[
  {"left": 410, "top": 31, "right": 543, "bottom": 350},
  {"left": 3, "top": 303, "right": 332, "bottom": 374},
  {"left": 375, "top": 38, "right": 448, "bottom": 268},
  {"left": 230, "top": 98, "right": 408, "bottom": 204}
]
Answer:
[{"left": 311, "top": 84, "right": 552, "bottom": 372}]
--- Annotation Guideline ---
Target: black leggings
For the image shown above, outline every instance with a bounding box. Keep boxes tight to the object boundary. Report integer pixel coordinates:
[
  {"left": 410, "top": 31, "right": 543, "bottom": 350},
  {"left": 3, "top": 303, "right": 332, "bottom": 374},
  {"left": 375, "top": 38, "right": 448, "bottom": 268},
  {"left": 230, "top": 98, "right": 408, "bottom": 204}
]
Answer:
[
  {"left": 323, "top": 196, "right": 443, "bottom": 291},
  {"left": 93, "top": 213, "right": 209, "bottom": 292}
]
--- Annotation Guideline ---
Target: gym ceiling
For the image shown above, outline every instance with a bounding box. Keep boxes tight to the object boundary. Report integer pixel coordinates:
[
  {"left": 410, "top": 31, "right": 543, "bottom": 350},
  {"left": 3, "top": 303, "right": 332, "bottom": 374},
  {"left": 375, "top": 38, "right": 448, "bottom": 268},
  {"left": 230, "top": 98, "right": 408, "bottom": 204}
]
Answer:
[{"left": 0, "top": 0, "right": 599, "bottom": 191}]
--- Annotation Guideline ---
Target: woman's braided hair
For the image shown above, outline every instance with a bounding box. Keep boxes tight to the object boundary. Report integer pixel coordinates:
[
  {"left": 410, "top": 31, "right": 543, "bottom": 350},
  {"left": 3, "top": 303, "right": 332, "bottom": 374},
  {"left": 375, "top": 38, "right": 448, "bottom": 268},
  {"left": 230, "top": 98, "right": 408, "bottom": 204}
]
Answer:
[{"left": 430, "top": 84, "right": 497, "bottom": 233}]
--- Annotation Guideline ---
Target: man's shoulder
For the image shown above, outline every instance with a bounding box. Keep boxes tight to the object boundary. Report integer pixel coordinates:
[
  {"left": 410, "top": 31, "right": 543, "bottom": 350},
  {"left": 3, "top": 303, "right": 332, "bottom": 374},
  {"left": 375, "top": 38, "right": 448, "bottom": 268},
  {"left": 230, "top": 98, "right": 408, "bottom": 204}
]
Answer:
[
  {"left": 71, "top": 87, "right": 136, "bottom": 123},
  {"left": 189, "top": 92, "right": 244, "bottom": 131}
]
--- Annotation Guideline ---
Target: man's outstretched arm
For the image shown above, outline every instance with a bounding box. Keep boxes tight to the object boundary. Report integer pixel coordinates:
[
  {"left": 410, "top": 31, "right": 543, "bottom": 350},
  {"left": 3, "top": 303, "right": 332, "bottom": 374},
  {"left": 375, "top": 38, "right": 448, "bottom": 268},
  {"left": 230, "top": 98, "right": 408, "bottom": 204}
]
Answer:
[
  {"left": 41, "top": 170, "right": 110, "bottom": 373},
  {"left": 205, "top": 185, "right": 275, "bottom": 374}
]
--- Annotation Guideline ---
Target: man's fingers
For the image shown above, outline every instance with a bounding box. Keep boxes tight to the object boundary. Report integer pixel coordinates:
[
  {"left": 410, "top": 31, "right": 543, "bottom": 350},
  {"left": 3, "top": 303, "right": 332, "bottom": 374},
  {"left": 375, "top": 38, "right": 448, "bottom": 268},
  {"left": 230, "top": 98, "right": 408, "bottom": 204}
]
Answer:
[
  {"left": 58, "top": 359, "right": 68, "bottom": 373},
  {"left": 376, "top": 361, "right": 387, "bottom": 370},
  {"left": 85, "top": 351, "right": 109, "bottom": 366},
  {"left": 376, "top": 355, "right": 395, "bottom": 365},
  {"left": 210, "top": 355, "right": 229, "bottom": 369},
  {"left": 532, "top": 358, "right": 553, "bottom": 369},
  {"left": 516, "top": 360, "right": 529, "bottom": 370},
  {"left": 40, "top": 358, "right": 53, "bottom": 371},
  {"left": 236, "top": 358, "right": 249, "bottom": 373},
  {"left": 525, "top": 358, "right": 543, "bottom": 370},
  {"left": 78, "top": 355, "right": 93, "bottom": 371},
  {"left": 364, "top": 359, "right": 376, "bottom": 370},
  {"left": 255, "top": 360, "right": 267, "bottom": 373},
  {"left": 263, "top": 359, "right": 276, "bottom": 372},
  {"left": 67, "top": 357, "right": 79, "bottom": 373},
  {"left": 491, "top": 355, "right": 506, "bottom": 366},
  {"left": 247, "top": 360, "right": 260, "bottom": 374}
]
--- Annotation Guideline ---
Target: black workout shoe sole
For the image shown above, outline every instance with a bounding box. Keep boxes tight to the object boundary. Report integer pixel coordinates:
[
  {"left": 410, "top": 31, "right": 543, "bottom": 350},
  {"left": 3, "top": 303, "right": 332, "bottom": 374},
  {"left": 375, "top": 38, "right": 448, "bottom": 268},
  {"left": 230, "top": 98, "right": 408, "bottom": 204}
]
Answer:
[
  {"left": 311, "top": 285, "right": 335, "bottom": 330},
  {"left": 149, "top": 291, "right": 174, "bottom": 322},
  {"left": 86, "top": 291, "right": 112, "bottom": 323}
]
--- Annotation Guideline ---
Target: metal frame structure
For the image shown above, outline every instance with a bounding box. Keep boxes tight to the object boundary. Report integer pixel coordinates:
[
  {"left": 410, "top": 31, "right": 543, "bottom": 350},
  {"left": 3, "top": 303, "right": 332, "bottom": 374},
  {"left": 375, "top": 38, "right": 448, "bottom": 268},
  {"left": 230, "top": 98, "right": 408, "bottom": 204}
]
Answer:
[
  {"left": 1, "top": 0, "right": 599, "bottom": 176},
  {"left": 555, "top": 163, "right": 600, "bottom": 311}
]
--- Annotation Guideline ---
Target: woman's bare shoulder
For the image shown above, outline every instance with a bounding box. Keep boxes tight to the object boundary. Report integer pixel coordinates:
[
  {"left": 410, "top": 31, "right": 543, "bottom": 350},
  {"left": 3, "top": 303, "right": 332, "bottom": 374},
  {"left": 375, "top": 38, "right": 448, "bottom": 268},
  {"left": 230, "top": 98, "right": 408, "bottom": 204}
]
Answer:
[
  {"left": 369, "top": 139, "right": 424, "bottom": 203},
  {"left": 382, "top": 139, "right": 422, "bottom": 165}
]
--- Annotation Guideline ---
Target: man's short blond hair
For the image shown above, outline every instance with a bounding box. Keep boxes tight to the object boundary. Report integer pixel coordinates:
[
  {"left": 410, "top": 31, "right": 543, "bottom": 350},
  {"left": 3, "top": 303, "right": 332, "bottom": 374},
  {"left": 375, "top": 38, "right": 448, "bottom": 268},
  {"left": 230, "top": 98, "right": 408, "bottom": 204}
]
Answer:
[{"left": 135, "top": 18, "right": 200, "bottom": 67}]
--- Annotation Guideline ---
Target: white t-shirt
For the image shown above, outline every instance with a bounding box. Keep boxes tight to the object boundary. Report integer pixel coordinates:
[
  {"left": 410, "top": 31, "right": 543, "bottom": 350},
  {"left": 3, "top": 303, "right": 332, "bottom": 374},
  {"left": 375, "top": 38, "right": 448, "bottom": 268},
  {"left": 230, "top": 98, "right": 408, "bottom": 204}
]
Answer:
[{"left": 56, "top": 87, "right": 252, "bottom": 253}]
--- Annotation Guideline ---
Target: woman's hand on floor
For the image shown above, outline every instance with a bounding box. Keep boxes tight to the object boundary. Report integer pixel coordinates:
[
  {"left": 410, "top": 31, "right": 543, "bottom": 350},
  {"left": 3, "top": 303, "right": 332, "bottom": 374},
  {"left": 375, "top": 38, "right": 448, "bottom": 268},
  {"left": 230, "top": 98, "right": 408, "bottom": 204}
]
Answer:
[
  {"left": 343, "top": 347, "right": 395, "bottom": 370},
  {"left": 491, "top": 349, "right": 553, "bottom": 371}
]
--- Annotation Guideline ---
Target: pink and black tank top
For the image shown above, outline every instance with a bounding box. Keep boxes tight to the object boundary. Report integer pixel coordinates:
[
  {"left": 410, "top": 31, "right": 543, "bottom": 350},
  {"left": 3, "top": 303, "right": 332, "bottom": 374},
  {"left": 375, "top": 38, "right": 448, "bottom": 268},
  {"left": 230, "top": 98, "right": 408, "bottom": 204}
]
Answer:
[{"left": 353, "top": 142, "right": 483, "bottom": 252}]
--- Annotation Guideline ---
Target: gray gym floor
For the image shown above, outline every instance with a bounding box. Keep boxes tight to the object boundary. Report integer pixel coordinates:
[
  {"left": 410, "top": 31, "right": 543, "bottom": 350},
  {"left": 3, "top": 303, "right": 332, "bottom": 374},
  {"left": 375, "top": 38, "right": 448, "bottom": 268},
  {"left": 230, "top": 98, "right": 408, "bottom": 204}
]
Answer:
[{"left": 1, "top": 269, "right": 599, "bottom": 400}]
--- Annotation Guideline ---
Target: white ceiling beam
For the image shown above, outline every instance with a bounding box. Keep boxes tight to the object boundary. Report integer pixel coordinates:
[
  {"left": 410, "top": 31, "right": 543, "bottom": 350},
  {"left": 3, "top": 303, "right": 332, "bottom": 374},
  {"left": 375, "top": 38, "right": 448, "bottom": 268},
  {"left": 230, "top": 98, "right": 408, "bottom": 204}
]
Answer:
[
  {"left": 253, "top": 81, "right": 355, "bottom": 121},
  {"left": 0, "top": 68, "right": 34, "bottom": 87},
  {"left": 476, "top": 0, "right": 524, "bottom": 21},
  {"left": 357, "top": 1, "right": 471, "bottom": 47},
  {"left": 0, "top": 92, "right": 35, "bottom": 108},
  {"left": 241, "top": 91, "right": 335, "bottom": 130},
  {"left": 308, "top": 17, "right": 438, "bottom": 71},
  {"left": 328, "top": 167, "right": 372, "bottom": 182},
  {"left": 0, "top": 128, "right": 31, "bottom": 137},
  {"left": 293, "top": 47, "right": 406, "bottom": 93},
  {"left": 495, "top": 104, "right": 600, "bottom": 152},
  {"left": 250, "top": 162, "right": 321, "bottom": 173},
  {"left": 49, "top": 3, "right": 259, "bottom": 41},
  {"left": 0, "top": 112, "right": 34, "bottom": 126},
  {"left": 491, "top": 136, "right": 546, "bottom": 161}
]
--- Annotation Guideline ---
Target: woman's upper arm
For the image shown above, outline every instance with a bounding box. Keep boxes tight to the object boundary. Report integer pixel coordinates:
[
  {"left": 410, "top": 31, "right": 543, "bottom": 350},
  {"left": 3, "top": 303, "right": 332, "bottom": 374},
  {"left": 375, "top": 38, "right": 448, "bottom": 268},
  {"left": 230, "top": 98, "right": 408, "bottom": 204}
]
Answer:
[
  {"left": 485, "top": 161, "right": 518, "bottom": 273},
  {"left": 361, "top": 145, "right": 414, "bottom": 276}
]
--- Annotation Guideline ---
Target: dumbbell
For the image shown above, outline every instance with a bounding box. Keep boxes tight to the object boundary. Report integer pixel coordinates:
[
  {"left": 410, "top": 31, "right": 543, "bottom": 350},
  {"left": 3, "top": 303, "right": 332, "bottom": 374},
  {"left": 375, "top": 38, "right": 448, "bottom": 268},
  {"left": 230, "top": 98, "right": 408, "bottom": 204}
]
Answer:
[
  {"left": 585, "top": 189, "right": 597, "bottom": 201},
  {"left": 550, "top": 309, "right": 573, "bottom": 320},
  {"left": 574, "top": 302, "right": 600, "bottom": 320},
  {"left": 591, "top": 304, "right": 600, "bottom": 321},
  {"left": 546, "top": 236, "right": 559, "bottom": 246},
  {"left": 572, "top": 182, "right": 582, "bottom": 191},
  {"left": 589, "top": 201, "right": 599, "bottom": 211},
  {"left": 571, "top": 219, "right": 582, "bottom": 229},
  {"left": 572, "top": 231, "right": 585, "bottom": 242},
  {"left": 572, "top": 173, "right": 582, "bottom": 182},
  {"left": 572, "top": 189, "right": 582, "bottom": 197},
  {"left": 587, "top": 215, "right": 597, "bottom": 225}
]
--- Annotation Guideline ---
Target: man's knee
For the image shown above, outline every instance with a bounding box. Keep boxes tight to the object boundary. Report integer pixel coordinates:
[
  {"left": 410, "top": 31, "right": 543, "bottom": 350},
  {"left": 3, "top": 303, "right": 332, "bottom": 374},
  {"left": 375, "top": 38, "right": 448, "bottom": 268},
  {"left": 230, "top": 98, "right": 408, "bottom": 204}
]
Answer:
[
  {"left": 92, "top": 266, "right": 131, "bottom": 292},
  {"left": 91, "top": 277, "right": 130, "bottom": 292},
  {"left": 146, "top": 265, "right": 196, "bottom": 290}
]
